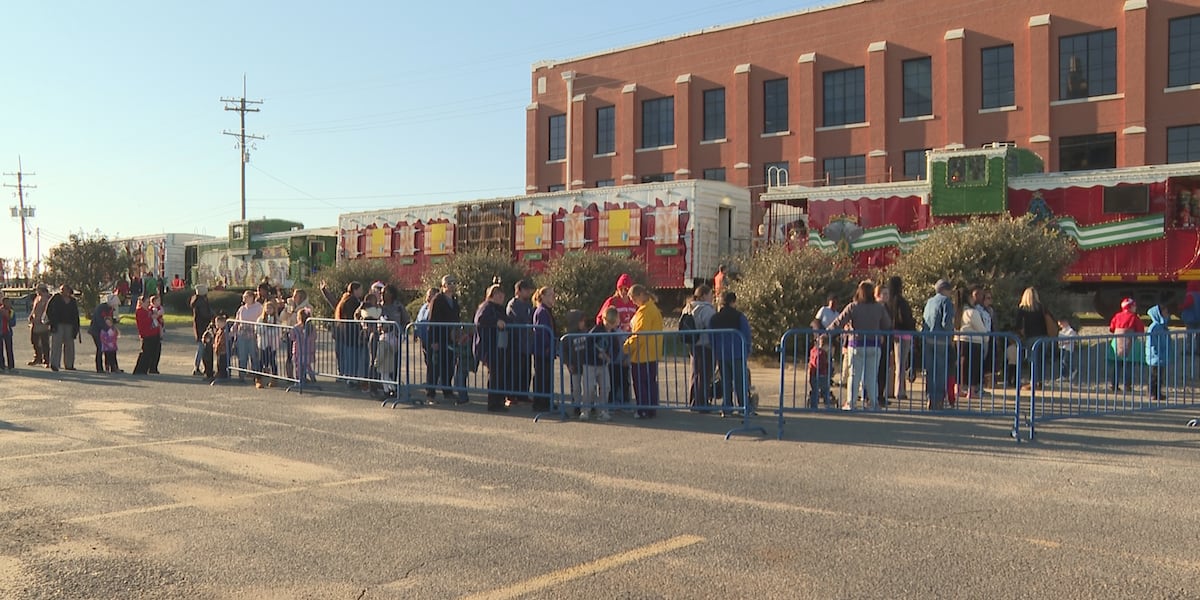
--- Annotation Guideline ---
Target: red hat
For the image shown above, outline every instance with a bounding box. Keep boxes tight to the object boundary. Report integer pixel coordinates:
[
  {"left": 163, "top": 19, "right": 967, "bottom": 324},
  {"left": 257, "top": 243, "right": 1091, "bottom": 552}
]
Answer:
[
  {"left": 616, "top": 273, "right": 634, "bottom": 289},
  {"left": 1121, "top": 297, "right": 1135, "bottom": 309}
]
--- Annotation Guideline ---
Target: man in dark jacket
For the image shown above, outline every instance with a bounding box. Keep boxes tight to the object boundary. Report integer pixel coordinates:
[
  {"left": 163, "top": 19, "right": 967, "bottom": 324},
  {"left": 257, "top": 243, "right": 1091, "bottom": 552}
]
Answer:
[
  {"left": 190, "top": 284, "right": 214, "bottom": 376},
  {"left": 505, "top": 279, "right": 535, "bottom": 405},
  {"left": 46, "top": 284, "right": 81, "bottom": 372},
  {"left": 428, "top": 275, "right": 462, "bottom": 402},
  {"left": 710, "top": 291, "right": 754, "bottom": 415}
]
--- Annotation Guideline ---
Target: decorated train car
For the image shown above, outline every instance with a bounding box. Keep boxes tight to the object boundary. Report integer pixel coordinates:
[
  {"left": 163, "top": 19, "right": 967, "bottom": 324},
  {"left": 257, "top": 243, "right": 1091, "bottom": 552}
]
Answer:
[
  {"left": 111, "top": 233, "right": 214, "bottom": 284},
  {"left": 761, "top": 144, "right": 1200, "bottom": 312},
  {"left": 338, "top": 179, "right": 752, "bottom": 289},
  {"left": 185, "top": 219, "right": 337, "bottom": 290}
]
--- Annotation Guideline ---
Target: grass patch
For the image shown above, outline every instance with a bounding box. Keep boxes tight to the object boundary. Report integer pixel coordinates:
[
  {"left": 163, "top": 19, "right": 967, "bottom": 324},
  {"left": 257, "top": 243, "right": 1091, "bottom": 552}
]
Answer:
[{"left": 115, "top": 313, "right": 194, "bottom": 328}]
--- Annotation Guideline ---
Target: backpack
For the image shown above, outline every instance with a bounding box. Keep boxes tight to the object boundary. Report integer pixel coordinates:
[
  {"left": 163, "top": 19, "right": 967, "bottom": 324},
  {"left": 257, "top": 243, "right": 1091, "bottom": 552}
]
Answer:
[{"left": 678, "top": 311, "right": 699, "bottom": 346}]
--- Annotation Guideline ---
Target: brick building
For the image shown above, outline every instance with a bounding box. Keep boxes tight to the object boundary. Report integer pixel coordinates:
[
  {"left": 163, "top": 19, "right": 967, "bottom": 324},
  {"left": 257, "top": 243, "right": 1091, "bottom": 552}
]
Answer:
[{"left": 526, "top": 0, "right": 1200, "bottom": 196}]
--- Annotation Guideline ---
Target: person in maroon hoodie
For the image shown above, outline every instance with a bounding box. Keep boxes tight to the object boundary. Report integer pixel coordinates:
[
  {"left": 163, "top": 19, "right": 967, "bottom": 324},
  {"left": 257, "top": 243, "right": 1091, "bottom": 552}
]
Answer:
[
  {"left": 1109, "top": 297, "right": 1145, "bottom": 392},
  {"left": 596, "top": 274, "right": 638, "bottom": 407},
  {"left": 131, "top": 296, "right": 161, "bottom": 375}
]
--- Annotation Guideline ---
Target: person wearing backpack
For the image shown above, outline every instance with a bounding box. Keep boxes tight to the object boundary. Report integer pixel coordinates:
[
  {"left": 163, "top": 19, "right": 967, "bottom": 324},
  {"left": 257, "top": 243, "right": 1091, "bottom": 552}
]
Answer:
[{"left": 682, "top": 285, "right": 717, "bottom": 410}]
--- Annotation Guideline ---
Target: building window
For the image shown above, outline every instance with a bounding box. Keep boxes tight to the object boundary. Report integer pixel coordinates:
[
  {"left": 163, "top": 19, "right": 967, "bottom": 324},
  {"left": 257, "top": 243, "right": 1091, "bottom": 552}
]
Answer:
[
  {"left": 1168, "top": 125, "right": 1200, "bottom": 163},
  {"left": 763, "top": 78, "right": 789, "bottom": 133},
  {"left": 548, "top": 114, "right": 566, "bottom": 161},
  {"left": 823, "top": 155, "right": 866, "bottom": 185},
  {"left": 1169, "top": 15, "right": 1200, "bottom": 87},
  {"left": 823, "top": 67, "right": 865, "bottom": 127},
  {"left": 641, "top": 173, "right": 673, "bottom": 183},
  {"left": 547, "top": 184, "right": 566, "bottom": 192},
  {"left": 1059, "top": 29, "right": 1117, "bottom": 100},
  {"left": 595, "top": 106, "right": 615, "bottom": 155},
  {"left": 702, "top": 168, "right": 726, "bottom": 181},
  {"left": 1059, "top": 133, "right": 1116, "bottom": 171},
  {"left": 904, "top": 149, "right": 929, "bottom": 180},
  {"left": 981, "top": 45, "right": 1015, "bottom": 109},
  {"left": 595, "top": 179, "right": 616, "bottom": 187},
  {"left": 703, "top": 88, "right": 725, "bottom": 141},
  {"left": 764, "top": 161, "right": 789, "bottom": 187},
  {"left": 641, "top": 97, "right": 674, "bottom": 148},
  {"left": 902, "top": 58, "right": 932, "bottom": 118}
]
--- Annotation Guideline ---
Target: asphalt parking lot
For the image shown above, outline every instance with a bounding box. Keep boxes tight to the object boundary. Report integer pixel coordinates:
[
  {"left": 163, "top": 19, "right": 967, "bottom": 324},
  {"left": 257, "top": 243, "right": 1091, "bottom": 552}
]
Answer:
[{"left": 2, "top": 331, "right": 1199, "bottom": 599}]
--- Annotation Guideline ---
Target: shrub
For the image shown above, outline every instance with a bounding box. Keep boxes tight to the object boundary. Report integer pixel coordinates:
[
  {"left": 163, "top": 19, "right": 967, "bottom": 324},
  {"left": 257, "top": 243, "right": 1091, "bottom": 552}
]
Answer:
[
  {"left": 297, "top": 259, "right": 396, "bottom": 318},
  {"left": 731, "top": 245, "right": 858, "bottom": 354},
  {"left": 420, "top": 249, "right": 531, "bottom": 314},
  {"left": 538, "top": 252, "right": 650, "bottom": 318},
  {"left": 887, "top": 215, "right": 1077, "bottom": 332}
]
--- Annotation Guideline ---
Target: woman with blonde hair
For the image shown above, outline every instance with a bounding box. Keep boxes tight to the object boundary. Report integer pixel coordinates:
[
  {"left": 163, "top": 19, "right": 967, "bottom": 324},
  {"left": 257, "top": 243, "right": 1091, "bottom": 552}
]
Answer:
[
  {"left": 623, "top": 284, "right": 664, "bottom": 418},
  {"left": 1015, "top": 286, "right": 1054, "bottom": 391},
  {"left": 531, "top": 286, "right": 557, "bottom": 412}
]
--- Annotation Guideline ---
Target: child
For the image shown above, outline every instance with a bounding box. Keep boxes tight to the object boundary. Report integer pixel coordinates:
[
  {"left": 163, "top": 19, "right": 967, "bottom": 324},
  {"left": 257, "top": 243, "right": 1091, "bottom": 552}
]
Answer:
[
  {"left": 561, "top": 310, "right": 587, "bottom": 416},
  {"left": 1057, "top": 318, "right": 1078, "bottom": 383},
  {"left": 293, "top": 308, "right": 317, "bottom": 386},
  {"left": 100, "top": 316, "right": 121, "bottom": 373},
  {"left": 212, "top": 313, "right": 230, "bottom": 381},
  {"left": 256, "top": 301, "right": 282, "bottom": 389},
  {"left": 375, "top": 316, "right": 401, "bottom": 398},
  {"left": 808, "top": 334, "right": 833, "bottom": 409},
  {"left": 200, "top": 318, "right": 217, "bottom": 381},
  {"left": 1145, "top": 303, "right": 1172, "bottom": 401},
  {"left": 581, "top": 308, "right": 618, "bottom": 422},
  {"left": 0, "top": 298, "right": 14, "bottom": 370}
]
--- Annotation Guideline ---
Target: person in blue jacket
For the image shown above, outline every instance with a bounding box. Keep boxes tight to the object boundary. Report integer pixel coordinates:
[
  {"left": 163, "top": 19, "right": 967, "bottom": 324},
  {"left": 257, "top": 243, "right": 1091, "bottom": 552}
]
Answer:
[{"left": 1145, "top": 303, "right": 1172, "bottom": 401}]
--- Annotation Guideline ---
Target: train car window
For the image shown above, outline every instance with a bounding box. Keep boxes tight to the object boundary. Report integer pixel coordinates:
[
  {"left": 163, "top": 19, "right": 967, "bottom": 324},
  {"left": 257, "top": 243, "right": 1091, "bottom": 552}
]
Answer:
[
  {"left": 946, "top": 155, "right": 988, "bottom": 187},
  {"left": 1103, "top": 185, "right": 1149, "bottom": 214}
]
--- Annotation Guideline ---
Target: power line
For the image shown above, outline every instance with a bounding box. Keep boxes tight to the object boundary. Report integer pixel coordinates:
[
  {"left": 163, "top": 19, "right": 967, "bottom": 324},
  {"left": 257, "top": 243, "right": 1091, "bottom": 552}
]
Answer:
[{"left": 222, "top": 75, "right": 265, "bottom": 221}]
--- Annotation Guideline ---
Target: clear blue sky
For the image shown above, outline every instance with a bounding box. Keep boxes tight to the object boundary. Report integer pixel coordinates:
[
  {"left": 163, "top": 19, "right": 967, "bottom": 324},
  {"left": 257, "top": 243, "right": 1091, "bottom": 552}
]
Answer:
[{"left": 0, "top": 0, "right": 822, "bottom": 267}]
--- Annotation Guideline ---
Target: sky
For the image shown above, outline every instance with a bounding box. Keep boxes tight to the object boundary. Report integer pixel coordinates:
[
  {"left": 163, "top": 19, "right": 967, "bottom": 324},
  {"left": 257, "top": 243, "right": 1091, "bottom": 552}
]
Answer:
[{"left": 0, "top": 0, "right": 825, "bottom": 268}]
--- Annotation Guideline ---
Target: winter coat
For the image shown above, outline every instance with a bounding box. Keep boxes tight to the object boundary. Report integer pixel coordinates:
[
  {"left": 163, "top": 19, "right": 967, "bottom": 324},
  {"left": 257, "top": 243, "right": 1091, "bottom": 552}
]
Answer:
[
  {"left": 684, "top": 300, "right": 717, "bottom": 347},
  {"left": 46, "top": 293, "right": 81, "bottom": 336},
  {"left": 709, "top": 305, "right": 751, "bottom": 362},
  {"left": 473, "top": 301, "right": 506, "bottom": 369},
  {"left": 622, "top": 300, "right": 664, "bottom": 363},
  {"left": 506, "top": 297, "right": 535, "bottom": 356},
  {"left": 1145, "top": 305, "right": 1171, "bottom": 367},
  {"left": 532, "top": 302, "right": 557, "bottom": 359}
]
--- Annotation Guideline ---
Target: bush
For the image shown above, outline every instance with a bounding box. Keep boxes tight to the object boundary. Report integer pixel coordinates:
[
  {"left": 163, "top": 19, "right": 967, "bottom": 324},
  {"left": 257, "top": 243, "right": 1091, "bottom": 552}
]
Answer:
[
  {"left": 538, "top": 252, "right": 650, "bottom": 318},
  {"left": 297, "top": 259, "right": 397, "bottom": 318},
  {"left": 421, "top": 250, "right": 531, "bottom": 315},
  {"left": 887, "top": 215, "right": 1077, "bottom": 332},
  {"left": 731, "top": 245, "right": 858, "bottom": 354}
]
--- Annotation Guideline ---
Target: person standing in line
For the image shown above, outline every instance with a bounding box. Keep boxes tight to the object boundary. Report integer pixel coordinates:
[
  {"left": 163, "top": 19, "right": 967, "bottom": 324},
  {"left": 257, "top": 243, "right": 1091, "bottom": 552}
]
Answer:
[
  {"left": 829, "top": 280, "right": 893, "bottom": 411},
  {"left": 922, "top": 279, "right": 957, "bottom": 410},
  {"left": 129, "top": 274, "right": 143, "bottom": 303},
  {"left": 1145, "top": 303, "right": 1173, "bottom": 401},
  {"left": 234, "top": 290, "right": 265, "bottom": 383},
  {"left": 429, "top": 275, "right": 463, "bottom": 403},
  {"left": 46, "top": 284, "right": 81, "bottom": 372},
  {"left": 330, "top": 282, "right": 363, "bottom": 384},
  {"left": 808, "top": 334, "right": 833, "bottom": 410},
  {"left": 873, "top": 284, "right": 894, "bottom": 407},
  {"left": 1108, "top": 296, "right": 1145, "bottom": 393},
  {"left": 0, "top": 298, "right": 15, "bottom": 370},
  {"left": 131, "top": 296, "right": 161, "bottom": 375},
  {"left": 710, "top": 291, "right": 753, "bottom": 417},
  {"left": 27, "top": 284, "right": 51, "bottom": 366},
  {"left": 86, "top": 294, "right": 119, "bottom": 373},
  {"left": 598, "top": 274, "right": 638, "bottom": 408},
  {"left": 886, "top": 277, "right": 916, "bottom": 401},
  {"left": 684, "top": 285, "right": 717, "bottom": 410},
  {"left": 115, "top": 276, "right": 130, "bottom": 307},
  {"left": 955, "top": 285, "right": 988, "bottom": 401},
  {"left": 580, "top": 308, "right": 618, "bottom": 422},
  {"left": 1057, "top": 317, "right": 1078, "bottom": 383},
  {"left": 190, "top": 284, "right": 214, "bottom": 376},
  {"left": 505, "top": 279, "right": 536, "bottom": 406},
  {"left": 149, "top": 295, "right": 166, "bottom": 374},
  {"left": 531, "top": 286, "right": 557, "bottom": 413},
  {"left": 474, "top": 283, "right": 509, "bottom": 412},
  {"left": 99, "top": 316, "right": 121, "bottom": 373},
  {"left": 713, "top": 264, "right": 728, "bottom": 298},
  {"left": 623, "top": 284, "right": 664, "bottom": 419}
]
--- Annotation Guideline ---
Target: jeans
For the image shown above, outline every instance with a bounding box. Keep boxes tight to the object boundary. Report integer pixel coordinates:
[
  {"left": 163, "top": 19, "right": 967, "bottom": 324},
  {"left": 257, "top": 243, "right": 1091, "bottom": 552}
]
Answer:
[
  {"left": 718, "top": 359, "right": 748, "bottom": 411},
  {"left": 532, "top": 355, "right": 553, "bottom": 411},
  {"left": 581, "top": 364, "right": 610, "bottom": 409},
  {"left": 924, "top": 339, "right": 952, "bottom": 409},
  {"left": 49, "top": 327, "right": 76, "bottom": 370},
  {"left": 808, "top": 374, "right": 831, "bottom": 409},
  {"left": 236, "top": 335, "right": 258, "bottom": 377},
  {"left": 892, "top": 336, "right": 913, "bottom": 398},
  {"left": 689, "top": 345, "right": 714, "bottom": 407},
  {"left": 847, "top": 345, "right": 881, "bottom": 409}
]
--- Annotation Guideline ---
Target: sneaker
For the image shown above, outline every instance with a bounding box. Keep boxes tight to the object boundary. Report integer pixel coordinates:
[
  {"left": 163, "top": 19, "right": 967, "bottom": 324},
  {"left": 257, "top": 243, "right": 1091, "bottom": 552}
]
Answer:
[
  {"left": 840, "top": 404, "right": 853, "bottom": 411},
  {"left": 255, "top": 381, "right": 264, "bottom": 389},
  {"left": 578, "top": 410, "right": 590, "bottom": 421},
  {"left": 596, "top": 410, "right": 611, "bottom": 422},
  {"left": 1188, "top": 419, "right": 1199, "bottom": 427}
]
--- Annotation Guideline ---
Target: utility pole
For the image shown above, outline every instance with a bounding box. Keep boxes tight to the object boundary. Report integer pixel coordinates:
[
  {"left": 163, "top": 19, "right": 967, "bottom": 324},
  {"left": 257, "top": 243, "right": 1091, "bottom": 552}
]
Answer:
[
  {"left": 221, "top": 75, "right": 264, "bottom": 221},
  {"left": 4, "top": 157, "right": 36, "bottom": 280}
]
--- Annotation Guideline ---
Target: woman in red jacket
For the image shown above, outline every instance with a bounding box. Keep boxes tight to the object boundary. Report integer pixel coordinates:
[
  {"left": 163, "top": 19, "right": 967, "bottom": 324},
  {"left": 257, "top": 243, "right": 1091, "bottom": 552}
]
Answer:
[
  {"left": 132, "top": 296, "right": 161, "bottom": 375},
  {"left": 1109, "top": 297, "right": 1145, "bottom": 392}
]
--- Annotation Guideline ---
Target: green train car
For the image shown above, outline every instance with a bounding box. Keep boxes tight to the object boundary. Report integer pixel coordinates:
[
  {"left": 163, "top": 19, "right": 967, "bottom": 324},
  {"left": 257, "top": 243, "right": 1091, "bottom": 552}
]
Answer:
[{"left": 185, "top": 219, "right": 337, "bottom": 290}]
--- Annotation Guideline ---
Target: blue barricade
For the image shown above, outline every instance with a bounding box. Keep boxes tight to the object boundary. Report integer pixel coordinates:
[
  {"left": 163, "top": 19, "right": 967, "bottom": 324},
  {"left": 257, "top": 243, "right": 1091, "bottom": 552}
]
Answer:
[
  {"left": 555, "top": 329, "right": 767, "bottom": 440},
  {"left": 1026, "top": 330, "right": 1200, "bottom": 439},
  {"left": 776, "top": 329, "right": 1025, "bottom": 439}
]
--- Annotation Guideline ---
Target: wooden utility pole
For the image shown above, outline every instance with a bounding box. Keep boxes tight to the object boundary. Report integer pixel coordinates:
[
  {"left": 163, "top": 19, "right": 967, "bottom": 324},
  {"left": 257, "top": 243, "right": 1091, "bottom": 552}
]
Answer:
[
  {"left": 221, "top": 75, "right": 264, "bottom": 221},
  {"left": 4, "top": 157, "right": 36, "bottom": 277}
]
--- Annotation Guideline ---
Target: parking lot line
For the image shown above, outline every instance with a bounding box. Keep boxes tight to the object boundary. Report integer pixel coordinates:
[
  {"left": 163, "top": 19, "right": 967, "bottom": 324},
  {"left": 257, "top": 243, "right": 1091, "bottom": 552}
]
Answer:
[
  {"left": 461, "top": 534, "right": 705, "bottom": 600},
  {"left": 0, "top": 437, "right": 214, "bottom": 462}
]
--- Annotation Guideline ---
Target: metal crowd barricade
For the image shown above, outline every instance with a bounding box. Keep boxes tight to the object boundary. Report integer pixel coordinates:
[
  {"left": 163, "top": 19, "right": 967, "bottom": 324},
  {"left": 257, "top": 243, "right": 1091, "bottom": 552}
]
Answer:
[
  {"left": 776, "top": 329, "right": 1026, "bottom": 440},
  {"left": 391, "top": 322, "right": 557, "bottom": 411},
  {"left": 554, "top": 329, "right": 767, "bottom": 440},
  {"left": 225, "top": 317, "right": 407, "bottom": 397},
  {"left": 1026, "top": 330, "right": 1200, "bottom": 439}
]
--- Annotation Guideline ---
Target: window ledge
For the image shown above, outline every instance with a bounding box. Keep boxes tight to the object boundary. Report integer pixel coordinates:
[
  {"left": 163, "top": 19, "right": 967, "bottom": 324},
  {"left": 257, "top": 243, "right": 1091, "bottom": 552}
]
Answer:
[
  {"left": 545, "top": 158, "right": 566, "bottom": 165},
  {"left": 593, "top": 152, "right": 616, "bottom": 158},
  {"left": 815, "top": 121, "right": 870, "bottom": 132},
  {"left": 760, "top": 130, "right": 791, "bottom": 138},
  {"left": 699, "top": 138, "right": 727, "bottom": 145},
  {"left": 898, "top": 114, "right": 935, "bottom": 123},
  {"left": 979, "top": 105, "right": 1018, "bottom": 114},
  {"left": 1049, "top": 92, "right": 1124, "bottom": 107},
  {"left": 1165, "top": 83, "right": 1200, "bottom": 94},
  {"left": 635, "top": 144, "right": 677, "bottom": 153}
]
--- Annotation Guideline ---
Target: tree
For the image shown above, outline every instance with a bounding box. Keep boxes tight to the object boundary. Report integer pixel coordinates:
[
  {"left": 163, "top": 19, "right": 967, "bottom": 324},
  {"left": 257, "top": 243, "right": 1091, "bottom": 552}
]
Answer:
[
  {"left": 887, "top": 215, "right": 1077, "bottom": 332},
  {"left": 43, "top": 233, "right": 132, "bottom": 310},
  {"left": 730, "top": 245, "right": 859, "bottom": 354},
  {"left": 538, "top": 252, "right": 649, "bottom": 318},
  {"left": 421, "top": 249, "right": 531, "bottom": 314}
]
